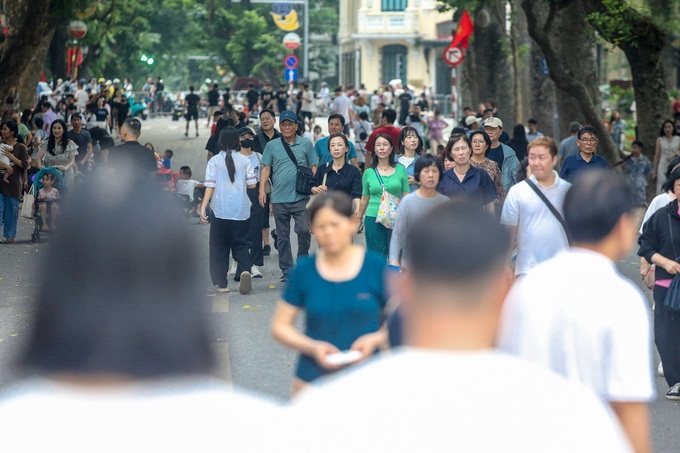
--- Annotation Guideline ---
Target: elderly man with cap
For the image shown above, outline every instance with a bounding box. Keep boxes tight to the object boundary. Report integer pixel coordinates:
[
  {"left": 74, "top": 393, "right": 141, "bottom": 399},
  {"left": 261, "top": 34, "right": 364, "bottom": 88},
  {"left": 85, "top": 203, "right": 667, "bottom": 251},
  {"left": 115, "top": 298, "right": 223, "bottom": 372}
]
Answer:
[
  {"left": 483, "top": 117, "right": 520, "bottom": 193},
  {"left": 258, "top": 111, "right": 318, "bottom": 282}
]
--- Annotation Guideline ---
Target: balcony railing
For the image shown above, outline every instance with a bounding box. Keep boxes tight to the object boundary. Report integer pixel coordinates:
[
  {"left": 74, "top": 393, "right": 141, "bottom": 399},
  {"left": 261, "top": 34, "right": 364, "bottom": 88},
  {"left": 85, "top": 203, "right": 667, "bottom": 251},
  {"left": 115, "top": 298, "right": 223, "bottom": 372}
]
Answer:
[{"left": 358, "top": 12, "right": 416, "bottom": 34}]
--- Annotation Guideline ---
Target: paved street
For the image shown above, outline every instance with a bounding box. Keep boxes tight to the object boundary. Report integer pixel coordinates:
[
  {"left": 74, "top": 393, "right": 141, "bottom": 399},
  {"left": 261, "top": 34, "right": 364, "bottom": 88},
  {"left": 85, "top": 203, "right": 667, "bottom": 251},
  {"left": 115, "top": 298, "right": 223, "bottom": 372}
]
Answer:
[{"left": 0, "top": 117, "right": 677, "bottom": 451}]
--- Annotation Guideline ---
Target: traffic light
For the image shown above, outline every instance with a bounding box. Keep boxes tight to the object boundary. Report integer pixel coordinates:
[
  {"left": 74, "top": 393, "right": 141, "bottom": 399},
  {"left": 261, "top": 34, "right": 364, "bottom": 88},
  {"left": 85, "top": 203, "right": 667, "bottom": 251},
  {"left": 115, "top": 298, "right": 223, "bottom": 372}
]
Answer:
[{"left": 140, "top": 54, "right": 154, "bottom": 65}]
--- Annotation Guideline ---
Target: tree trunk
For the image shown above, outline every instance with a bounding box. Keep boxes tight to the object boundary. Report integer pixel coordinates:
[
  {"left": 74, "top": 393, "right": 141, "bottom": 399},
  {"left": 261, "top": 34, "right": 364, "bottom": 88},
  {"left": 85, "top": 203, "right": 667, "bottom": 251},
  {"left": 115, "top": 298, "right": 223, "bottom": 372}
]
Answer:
[
  {"left": 0, "top": 0, "right": 56, "bottom": 109},
  {"left": 461, "top": 6, "right": 515, "bottom": 124},
  {"left": 581, "top": 0, "right": 670, "bottom": 166},
  {"left": 48, "top": 25, "right": 68, "bottom": 80},
  {"left": 521, "top": 0, "right": 619, "bottom": 163}
]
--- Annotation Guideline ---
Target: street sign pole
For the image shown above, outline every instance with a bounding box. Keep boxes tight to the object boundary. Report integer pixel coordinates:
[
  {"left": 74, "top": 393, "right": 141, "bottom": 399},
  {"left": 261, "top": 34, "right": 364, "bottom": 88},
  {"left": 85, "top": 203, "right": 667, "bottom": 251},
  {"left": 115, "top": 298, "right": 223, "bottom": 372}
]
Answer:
[{"left": 231, "top": 0, "right": 309, "bottom": 81}]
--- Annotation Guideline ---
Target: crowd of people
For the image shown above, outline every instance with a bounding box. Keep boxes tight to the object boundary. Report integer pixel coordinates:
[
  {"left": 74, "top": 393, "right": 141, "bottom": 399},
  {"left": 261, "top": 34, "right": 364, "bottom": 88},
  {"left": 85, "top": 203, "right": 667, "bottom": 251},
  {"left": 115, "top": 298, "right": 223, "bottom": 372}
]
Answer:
[{"left": 2, "top": 76, "right": 680, "bottom": 452}]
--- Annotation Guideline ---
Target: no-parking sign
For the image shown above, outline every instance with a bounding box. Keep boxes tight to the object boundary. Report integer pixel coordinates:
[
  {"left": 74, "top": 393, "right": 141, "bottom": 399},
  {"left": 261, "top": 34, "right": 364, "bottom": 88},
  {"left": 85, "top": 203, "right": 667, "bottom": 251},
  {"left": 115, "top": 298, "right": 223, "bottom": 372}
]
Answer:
[{"left": 443, "top": 46, "right": 464, "bottom": 67}]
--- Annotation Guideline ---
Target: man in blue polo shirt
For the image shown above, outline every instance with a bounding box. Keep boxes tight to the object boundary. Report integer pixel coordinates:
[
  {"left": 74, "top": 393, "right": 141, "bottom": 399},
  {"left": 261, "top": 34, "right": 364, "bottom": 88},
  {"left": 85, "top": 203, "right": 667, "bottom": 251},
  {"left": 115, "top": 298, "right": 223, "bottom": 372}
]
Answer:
[
  {"left": 314, "top": 114, "right": 360, "bottom": 170},
  {"left": 559, "top": 126, "right": 609, "bottom": 183},
  {"left": 259, "top": 110, "right": 318, "bottom": 282}
]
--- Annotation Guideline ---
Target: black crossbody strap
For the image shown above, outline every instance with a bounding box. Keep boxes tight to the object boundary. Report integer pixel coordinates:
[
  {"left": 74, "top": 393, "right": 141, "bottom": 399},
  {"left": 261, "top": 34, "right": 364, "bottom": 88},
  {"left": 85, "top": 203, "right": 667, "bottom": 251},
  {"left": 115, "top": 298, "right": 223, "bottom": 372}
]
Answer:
[
  {"left": 280, "top": 137, "right": 299, "bottom": 166},
  {"left": 525, "top": 179, "right": 572, "bottom": 244},
  {"left": 256, "top": 134, "right": 267, "bottom": 153},
  {"left": 668, "top": 212, "right": 679, "bottom": 260}
]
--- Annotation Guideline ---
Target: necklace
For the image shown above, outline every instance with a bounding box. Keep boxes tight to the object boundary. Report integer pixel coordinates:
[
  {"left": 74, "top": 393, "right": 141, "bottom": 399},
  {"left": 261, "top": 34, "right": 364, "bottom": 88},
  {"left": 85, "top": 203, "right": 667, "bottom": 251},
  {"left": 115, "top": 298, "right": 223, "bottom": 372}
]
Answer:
[{"left": 454, "top": 165, "right": 469, "bottom": 176}]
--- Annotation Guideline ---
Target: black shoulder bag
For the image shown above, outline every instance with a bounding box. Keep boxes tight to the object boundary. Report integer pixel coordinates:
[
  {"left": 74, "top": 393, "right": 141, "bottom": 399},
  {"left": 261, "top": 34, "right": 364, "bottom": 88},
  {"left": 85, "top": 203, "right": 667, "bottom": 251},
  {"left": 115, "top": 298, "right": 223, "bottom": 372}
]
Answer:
[
  {"left": 663, "top": 212, "right": 680, "bottom": 312},
  {"left": 281, "top": 137, "right": 314, "bottom": 195},
  {"left": 524, "top": 179, "right": 572, "bottom": 244}
]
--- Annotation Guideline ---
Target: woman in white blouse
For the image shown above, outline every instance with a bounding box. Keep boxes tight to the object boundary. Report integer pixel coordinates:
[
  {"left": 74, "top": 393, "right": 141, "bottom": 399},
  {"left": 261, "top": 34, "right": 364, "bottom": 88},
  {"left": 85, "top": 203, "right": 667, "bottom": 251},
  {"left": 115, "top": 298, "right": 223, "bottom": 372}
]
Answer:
[{"left": 200, "top": 127, "right": 257, "bottom": 295}]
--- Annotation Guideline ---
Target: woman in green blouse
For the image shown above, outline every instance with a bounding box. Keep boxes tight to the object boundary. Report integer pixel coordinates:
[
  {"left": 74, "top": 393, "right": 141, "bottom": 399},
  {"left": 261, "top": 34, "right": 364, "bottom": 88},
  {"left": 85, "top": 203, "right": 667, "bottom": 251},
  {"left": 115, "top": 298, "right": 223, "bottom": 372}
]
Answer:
[{"left": 358, "top": 133, "right": 410, "bottom": 257}]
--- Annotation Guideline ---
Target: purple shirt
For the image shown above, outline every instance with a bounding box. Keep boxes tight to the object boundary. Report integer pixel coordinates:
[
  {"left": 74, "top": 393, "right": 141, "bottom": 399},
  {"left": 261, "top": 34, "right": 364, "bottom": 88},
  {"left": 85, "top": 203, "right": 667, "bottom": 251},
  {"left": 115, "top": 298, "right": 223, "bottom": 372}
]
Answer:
[{"left": 42, "top": 109, "right": 58, "bottom": 137}]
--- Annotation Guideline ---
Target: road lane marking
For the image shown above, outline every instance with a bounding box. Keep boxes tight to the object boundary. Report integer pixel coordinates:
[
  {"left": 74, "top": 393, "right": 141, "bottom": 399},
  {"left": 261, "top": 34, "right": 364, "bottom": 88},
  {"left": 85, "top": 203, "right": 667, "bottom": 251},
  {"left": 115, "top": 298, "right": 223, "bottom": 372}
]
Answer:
[
  {"left": 212, "top": 295, "right": 229, "bottom": 313},
  {"left": 212, "top": 342, "right": 232, "bottom": 386}
]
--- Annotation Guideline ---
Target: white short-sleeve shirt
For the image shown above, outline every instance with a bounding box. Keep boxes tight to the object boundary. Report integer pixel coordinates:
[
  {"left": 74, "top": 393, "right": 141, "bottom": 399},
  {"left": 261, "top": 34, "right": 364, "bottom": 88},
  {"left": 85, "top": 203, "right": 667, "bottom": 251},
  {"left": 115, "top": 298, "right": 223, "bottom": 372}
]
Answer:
[
  {"left": 292, "top": 349, "right": 632, "bottom": 452},
  {"left": 204, "top": 151, "right": 256, "bottom": 220},
  {"left": 498, "top": 248, "right": 655, "bottom": 402},
  {"left": 640, "top": 192, "right": 674, "bottom": 234},
  {"left": 501, "top": 172, "right": 571, "bottom": 275},
  {"left": 176, "top": 179, "right": 200, "bottom": 202}
]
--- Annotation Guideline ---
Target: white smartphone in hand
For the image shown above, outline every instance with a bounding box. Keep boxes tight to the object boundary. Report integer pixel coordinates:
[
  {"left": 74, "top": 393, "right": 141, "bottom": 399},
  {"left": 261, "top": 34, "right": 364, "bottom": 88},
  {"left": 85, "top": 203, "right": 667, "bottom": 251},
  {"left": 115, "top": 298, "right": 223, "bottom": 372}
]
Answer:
[{"left": 325, "top": 350, "right": 363, "bottom": 366}]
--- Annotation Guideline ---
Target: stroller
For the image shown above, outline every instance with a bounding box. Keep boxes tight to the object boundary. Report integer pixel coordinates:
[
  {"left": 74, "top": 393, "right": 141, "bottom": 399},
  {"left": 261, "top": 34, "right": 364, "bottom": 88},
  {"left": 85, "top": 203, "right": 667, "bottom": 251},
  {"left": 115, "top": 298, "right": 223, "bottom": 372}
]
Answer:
[{"left": 30, "top": 167, "right": 64, "bottom": 243}]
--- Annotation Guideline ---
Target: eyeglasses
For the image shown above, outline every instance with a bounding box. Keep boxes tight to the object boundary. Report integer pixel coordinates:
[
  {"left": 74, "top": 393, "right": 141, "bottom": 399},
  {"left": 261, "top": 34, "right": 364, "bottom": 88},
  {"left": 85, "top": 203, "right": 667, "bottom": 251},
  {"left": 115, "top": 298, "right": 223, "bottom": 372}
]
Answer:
[
  {"left": 579, "top": 138, "right": 598, "bottom": 143},
  {"left": 471, "top": 140, "right": 486, "bottom": 145}
]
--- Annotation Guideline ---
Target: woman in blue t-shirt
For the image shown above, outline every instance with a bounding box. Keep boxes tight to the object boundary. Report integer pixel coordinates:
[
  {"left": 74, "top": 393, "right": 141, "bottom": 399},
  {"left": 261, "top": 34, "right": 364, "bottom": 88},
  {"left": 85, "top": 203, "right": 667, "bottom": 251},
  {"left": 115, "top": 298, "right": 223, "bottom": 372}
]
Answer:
[{"left": 272, "top": 191, "right": 388, "bottom": 395}]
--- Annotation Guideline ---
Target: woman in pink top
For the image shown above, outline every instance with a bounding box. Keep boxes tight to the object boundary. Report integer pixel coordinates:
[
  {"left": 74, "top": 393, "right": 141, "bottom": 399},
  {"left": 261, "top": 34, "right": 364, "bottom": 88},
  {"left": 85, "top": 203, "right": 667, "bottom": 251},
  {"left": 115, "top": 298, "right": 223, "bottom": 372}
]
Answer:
[{"left": 427, "top": 109, "right": 449, "bottom": 155}]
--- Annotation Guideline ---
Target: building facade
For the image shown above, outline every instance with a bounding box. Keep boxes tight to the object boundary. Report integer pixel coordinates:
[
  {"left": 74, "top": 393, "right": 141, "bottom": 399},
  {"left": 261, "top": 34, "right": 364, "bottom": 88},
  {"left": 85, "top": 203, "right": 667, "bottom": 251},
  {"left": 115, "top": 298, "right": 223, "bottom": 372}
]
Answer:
[{"left": 339, "top": 0, "right": 452, "bottom": 93}]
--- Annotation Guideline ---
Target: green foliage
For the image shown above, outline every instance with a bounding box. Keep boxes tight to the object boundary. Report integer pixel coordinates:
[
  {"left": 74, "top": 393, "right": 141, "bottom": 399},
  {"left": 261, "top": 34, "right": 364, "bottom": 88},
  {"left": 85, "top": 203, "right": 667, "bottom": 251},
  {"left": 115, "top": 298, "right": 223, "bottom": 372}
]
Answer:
[
  {"left": 67, "top": 0, "right": 337, "bottom": 88},
  {"left": 586, "top": 0, "right": 635, "bottom": 46},
  {"left": 609, "top": 85, "right": 635, "bottom": 114}
]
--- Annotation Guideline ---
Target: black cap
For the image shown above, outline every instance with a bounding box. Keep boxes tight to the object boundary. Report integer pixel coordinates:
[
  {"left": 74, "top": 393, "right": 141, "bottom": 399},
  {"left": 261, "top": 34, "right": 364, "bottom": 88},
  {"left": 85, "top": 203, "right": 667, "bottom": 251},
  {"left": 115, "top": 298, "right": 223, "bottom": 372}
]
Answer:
[{"left": 238, "top": 127, "right": 255, "bottom": 137}]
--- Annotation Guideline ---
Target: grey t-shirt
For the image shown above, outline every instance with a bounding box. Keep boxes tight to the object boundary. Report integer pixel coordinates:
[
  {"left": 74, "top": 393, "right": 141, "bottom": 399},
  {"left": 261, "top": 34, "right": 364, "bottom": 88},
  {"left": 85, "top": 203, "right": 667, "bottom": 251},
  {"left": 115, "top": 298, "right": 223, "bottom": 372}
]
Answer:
[
  {"left": 389, "top": 191, "right": 450, "bottom": 264},
  {"left": 261, "top": 135, "right": 318, "bottom": 203}
]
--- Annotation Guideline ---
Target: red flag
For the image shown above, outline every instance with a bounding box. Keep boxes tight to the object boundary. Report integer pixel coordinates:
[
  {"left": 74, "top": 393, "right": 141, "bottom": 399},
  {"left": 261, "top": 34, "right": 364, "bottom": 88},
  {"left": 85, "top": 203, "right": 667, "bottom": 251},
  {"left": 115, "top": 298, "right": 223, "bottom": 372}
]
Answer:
[{"left": 451, "top": 11, "right": 474, "bottom": 49}]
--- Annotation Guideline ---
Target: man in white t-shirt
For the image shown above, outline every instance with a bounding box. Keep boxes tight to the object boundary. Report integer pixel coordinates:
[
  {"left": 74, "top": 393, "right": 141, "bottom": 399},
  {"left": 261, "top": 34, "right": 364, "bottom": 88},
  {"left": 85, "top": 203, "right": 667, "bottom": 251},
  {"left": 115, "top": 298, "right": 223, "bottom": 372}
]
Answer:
[
  {"left": 74, "top": 81, "right": 89, "bottom": 113},
  {"left": 499, "top": 171, "right": 654, "bottom": 453},
  {"left": 330, "top": 86, "right": 354, "bottom": 135},
  {"left": 299, "top": 84, "right": 314, "bottom": 131},
  {"left": 501, "top": 136, "right": 571, "bottom": 276},
  {"left": 292, "top": 200, "right": 631, "bottom": 453}
]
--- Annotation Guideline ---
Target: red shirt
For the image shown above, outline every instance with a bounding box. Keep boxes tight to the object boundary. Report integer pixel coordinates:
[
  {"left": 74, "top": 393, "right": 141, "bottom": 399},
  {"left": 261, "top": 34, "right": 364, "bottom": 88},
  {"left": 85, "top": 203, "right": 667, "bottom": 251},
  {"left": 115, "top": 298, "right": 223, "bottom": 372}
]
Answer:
[
  {"left": 366, "top": 125, "right": 402, "bottom": 152},
  {"left": 672, "top": 99, "right": 680, "bottom": 116}
]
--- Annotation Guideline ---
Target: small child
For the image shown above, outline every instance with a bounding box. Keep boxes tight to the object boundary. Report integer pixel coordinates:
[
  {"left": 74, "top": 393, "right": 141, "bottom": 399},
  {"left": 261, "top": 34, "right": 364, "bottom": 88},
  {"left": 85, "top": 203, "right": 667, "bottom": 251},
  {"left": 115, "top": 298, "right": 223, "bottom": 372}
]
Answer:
[
  {"left": 37, "top": 173, "right": 60, "bottom": 230},
  {"left": 623, "top": 140, "right": 652, "bottom": 207},
  {"left": 0, "top": 144, "right": 12, "bottom": 184},
  {"left": 175, "top": 166, "right": 205, "bottom": 212},
  {"left": 162, "top": 149, "right": 173, "bottom": 170},
  {"left": 313, "top": 125, "right": 324, "bottom": 144}
]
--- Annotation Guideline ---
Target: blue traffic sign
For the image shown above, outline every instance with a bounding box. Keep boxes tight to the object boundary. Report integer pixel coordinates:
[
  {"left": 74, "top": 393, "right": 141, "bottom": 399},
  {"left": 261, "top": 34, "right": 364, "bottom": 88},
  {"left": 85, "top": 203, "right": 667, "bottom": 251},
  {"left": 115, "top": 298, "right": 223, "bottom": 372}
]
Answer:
[
  {"left": 284, "top": 54, "right": 299, "bottom": 69},
  {"left": 284, "top": 68, "right": 298, "bottom": 82}
]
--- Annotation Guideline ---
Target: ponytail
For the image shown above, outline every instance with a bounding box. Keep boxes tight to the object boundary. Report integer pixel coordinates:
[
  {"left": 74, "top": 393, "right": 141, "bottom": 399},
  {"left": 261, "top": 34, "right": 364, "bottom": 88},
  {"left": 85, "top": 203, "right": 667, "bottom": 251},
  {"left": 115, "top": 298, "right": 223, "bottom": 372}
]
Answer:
[
  {"left": 218, "top": 126, "right": 240, "bottom": 183},
  {"left": 224, "top": 150, "right": 236, "bottom": 183}
]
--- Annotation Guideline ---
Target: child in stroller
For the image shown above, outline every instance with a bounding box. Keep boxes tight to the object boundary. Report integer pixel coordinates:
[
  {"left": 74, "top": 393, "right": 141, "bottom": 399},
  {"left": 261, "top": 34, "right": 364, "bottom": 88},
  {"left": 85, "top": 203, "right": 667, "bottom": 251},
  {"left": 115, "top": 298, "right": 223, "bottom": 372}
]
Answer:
[{"left": 31, "top": 167, "right": 64, "bottom": 242}]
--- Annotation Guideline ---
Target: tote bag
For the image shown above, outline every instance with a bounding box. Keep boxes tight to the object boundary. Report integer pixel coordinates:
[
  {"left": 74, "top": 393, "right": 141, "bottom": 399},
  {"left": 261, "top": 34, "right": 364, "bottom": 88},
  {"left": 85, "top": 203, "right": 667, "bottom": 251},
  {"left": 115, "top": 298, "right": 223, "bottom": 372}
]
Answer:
[
  {"left": 20, "top": 186, "right": 34, "bottom": 219},
  {"left": 374, "top": 169, "right": 399, "bottom": 229}
]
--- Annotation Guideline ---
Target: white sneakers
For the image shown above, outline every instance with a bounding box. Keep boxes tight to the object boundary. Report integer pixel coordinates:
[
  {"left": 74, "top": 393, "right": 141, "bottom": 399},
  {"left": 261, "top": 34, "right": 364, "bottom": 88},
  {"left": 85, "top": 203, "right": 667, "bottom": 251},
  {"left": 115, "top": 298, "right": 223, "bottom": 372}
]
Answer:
[
  {"left": 229, "top": 262, "right": 237, "bottom": 275},
  {"left": 251, "top": 265, "right": 263, "bottom": 278}
]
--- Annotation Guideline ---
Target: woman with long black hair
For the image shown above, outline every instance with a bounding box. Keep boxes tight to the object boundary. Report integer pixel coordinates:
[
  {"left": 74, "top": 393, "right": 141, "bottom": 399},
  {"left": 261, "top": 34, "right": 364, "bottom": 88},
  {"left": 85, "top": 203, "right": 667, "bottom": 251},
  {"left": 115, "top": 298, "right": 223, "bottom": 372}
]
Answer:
[
  {"left": 36, "top": 119, "right": 78, "bottom": 189},
  {"left": 200, "top": 127, "right": 256, "bottom": 295}
]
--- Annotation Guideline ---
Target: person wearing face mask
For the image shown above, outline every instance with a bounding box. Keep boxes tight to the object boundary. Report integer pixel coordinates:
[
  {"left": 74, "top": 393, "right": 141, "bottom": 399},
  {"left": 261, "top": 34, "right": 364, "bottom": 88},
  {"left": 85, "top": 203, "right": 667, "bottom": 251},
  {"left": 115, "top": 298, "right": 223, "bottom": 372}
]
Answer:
[{"left": 238, "top": 127, "right": 266, "bottom": 278}]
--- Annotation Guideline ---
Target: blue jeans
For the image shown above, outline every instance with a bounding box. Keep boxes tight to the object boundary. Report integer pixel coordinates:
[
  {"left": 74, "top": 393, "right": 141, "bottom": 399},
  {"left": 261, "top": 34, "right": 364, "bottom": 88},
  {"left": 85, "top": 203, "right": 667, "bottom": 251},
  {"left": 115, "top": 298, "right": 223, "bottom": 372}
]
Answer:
[{"left": 0, "top": 195, "right": 19, "bottom": 239}]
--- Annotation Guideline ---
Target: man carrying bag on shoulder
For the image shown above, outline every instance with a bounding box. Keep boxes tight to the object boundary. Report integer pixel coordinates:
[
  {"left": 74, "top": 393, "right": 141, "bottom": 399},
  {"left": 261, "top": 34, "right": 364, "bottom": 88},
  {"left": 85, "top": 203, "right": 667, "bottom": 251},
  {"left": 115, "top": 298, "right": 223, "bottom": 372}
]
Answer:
[{"left": 259, "top": 110, "right": 318, "bottom": 282}]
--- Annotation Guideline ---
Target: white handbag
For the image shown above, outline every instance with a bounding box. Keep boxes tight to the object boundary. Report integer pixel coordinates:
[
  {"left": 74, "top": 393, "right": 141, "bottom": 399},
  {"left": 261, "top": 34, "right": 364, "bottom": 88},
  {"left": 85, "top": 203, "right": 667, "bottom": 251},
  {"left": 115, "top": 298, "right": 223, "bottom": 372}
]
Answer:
[{"left": 21, "top": 185, "right": 35, "bottom": 219}]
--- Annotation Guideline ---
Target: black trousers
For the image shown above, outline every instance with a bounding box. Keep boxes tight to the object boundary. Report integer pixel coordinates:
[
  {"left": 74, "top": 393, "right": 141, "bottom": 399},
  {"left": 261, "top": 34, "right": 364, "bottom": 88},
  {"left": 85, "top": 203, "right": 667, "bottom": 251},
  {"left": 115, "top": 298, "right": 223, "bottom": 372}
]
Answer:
[
  {"left": 654, "top": 285, "right": 680, "bottom": 387},
  {"left": 209, "top": 217, "right": 251, "bottom": 288},
  {"left": 247, "top": 185, "right": 267, "bottom": 266}
]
